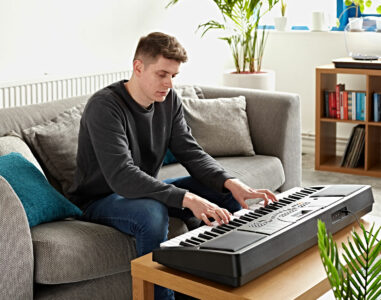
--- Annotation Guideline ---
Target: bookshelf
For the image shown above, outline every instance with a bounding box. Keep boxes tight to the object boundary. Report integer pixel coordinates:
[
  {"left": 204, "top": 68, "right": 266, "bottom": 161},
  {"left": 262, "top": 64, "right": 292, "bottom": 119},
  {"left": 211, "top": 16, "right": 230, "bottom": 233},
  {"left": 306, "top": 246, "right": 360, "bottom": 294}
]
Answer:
[{"left": 315, "top": 64, "right": 381, "bottom": 177}]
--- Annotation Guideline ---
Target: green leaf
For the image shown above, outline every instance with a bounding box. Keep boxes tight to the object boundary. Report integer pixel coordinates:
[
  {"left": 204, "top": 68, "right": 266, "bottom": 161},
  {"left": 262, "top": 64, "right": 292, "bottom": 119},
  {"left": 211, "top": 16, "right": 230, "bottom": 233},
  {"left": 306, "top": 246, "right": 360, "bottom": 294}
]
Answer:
[
  {"left": 377, "top": 5, "right": 381, "bottom": 14},
  {"left": 365, "top": 0, "right": 372, "bottom": 8}
]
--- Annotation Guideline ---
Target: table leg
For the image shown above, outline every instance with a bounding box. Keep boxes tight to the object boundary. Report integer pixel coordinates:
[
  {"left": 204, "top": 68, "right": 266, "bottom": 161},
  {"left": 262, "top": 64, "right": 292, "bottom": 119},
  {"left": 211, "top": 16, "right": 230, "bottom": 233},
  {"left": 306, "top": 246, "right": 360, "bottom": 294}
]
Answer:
[{"left": 133, "top": 276, "right": 154, "bottom": 300}]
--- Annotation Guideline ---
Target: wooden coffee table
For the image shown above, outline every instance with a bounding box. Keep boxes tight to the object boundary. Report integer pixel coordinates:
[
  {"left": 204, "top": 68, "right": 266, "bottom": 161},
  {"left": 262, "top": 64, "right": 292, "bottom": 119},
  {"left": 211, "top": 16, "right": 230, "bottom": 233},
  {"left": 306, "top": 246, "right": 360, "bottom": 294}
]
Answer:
[{"left": 131, "top": 215, "right": 380, "bottom": 300}]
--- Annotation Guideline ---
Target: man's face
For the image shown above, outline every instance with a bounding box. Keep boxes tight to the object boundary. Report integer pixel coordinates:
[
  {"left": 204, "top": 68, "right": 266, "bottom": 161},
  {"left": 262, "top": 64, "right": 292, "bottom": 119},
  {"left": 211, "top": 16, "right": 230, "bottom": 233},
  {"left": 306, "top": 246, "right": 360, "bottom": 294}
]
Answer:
[{"left": 135, "top": 55, "right": 180, "bottom": 104}]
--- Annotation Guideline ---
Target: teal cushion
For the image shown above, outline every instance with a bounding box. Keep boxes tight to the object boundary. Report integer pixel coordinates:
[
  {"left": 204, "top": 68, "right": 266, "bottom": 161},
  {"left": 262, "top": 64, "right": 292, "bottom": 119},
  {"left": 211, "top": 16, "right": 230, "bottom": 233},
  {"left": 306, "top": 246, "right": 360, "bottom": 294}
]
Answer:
[
  {"left": 0, "top": 152, "right": 82, "bottom": 227},
  {"left": 163, "top": 149, "right": 177, "bottom": 166}
]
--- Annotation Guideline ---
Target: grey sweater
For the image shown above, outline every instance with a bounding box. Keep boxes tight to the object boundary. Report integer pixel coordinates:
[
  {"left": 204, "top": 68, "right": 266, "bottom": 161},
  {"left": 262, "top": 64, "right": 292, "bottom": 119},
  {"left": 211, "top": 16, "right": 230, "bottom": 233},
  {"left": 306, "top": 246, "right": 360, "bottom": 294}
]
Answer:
[{"left": 69, "top": 80, "right": 232, "bottom": 210}]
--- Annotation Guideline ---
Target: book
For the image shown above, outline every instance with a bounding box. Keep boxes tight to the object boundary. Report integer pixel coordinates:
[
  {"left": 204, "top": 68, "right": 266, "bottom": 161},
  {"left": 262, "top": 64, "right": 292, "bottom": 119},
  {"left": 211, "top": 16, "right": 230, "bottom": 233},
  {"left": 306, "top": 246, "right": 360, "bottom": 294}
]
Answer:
[
  {"left": 340, "top": 125, "right": 357, "bottom": 167},
  {"left": 336, "top": 84, "right": 345, "bottom": 119},
  {"left": 374, "top": 93, "right": 381, "bottom": 122},
  {"left": 348, "top": 92, "right": 352, "bottom": 120},
  {"left": 352, "top": 91, "right": 357, "bottom": 120},
  {"left": 324, "top": 91, "right": 329, "bottom": 117},
  {"left": 342, "top": 91, "right": 348, "bottom": 120}
]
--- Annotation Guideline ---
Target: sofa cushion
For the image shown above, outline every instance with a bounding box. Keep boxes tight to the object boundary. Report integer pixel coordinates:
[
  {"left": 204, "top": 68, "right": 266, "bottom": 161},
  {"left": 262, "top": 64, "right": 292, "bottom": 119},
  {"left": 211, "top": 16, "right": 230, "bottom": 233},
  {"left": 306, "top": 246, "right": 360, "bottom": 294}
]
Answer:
[
  {"left": 0, "top": 134, "right": 44, "bottom": 175},
  {"left": 23, "top": 104, "right": 85, "bottom": 194},
  {"left": 181, "top": 96, "right": 255, "bottom": 157},
  {"left": 31, "top": 220, "right": 136, "bottom": 284},
  {"left": 173, "top": 85, "right": 200, "bottom": 99},
  {"left": 158, "top": 155, "right": 285, "bottom": 192},
  {"left": 0, "top": 152, "right": 82, "bottom": 227},
  {"left": 31, "top": 217, "right": 187, "bottom": 284}
]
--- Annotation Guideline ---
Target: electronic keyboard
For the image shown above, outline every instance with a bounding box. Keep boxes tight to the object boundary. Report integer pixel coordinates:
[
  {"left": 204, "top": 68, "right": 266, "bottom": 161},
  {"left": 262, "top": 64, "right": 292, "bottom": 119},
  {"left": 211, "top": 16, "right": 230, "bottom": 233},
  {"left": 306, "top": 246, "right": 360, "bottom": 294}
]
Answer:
[{"left": 153, "top": 185, "right": 374, "bottom": 287}]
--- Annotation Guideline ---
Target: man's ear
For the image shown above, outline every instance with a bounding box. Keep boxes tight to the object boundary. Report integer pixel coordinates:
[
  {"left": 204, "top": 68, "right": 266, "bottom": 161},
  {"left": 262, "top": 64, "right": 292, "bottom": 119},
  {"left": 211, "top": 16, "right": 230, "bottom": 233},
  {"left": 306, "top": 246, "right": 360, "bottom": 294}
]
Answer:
[{"left": 133, "top": 59, "right": 144, "bottom": 76}]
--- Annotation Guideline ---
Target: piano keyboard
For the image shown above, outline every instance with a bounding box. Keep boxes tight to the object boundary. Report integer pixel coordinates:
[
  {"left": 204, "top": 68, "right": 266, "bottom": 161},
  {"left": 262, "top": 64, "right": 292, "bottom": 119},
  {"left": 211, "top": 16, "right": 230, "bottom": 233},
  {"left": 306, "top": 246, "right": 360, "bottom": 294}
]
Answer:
[
  {"left": 161, "top": 186, "right": 323, "bottom": 248},
  {"left": 154, "top": 184, "right": 374, "bottom": 286}
]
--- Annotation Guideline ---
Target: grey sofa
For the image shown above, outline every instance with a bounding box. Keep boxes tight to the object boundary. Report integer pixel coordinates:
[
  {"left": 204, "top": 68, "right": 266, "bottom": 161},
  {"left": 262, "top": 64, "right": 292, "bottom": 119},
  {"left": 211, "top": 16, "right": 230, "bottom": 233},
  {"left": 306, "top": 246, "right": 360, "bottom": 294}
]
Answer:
[{"left": 0, "top": 85, "right": 301, "bottom": 300}]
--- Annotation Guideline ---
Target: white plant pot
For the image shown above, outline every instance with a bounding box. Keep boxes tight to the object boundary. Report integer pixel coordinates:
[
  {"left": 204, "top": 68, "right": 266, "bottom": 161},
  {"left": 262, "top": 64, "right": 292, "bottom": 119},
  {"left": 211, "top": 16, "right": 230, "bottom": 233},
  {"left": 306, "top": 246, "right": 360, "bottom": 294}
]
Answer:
[
  {"left": 376, "top": 17, "right": 381, "bottom": 31},
  {"left": 349, "top": 17, "right": 363, "bottom": 31},
  {"left": 223, "top": 70, "right": 276, "bottom": 91},
  {"left": 274, "top": 16, "right": 287, "bottom": 31}
]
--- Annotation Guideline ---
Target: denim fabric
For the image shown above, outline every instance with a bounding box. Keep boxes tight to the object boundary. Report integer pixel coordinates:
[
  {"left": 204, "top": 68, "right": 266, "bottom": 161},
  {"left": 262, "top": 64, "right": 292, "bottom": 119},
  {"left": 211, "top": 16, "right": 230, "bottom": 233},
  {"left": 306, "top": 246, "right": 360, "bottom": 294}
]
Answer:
[{"left": 82, "top": 176, "right": 241, "bottom": 300}]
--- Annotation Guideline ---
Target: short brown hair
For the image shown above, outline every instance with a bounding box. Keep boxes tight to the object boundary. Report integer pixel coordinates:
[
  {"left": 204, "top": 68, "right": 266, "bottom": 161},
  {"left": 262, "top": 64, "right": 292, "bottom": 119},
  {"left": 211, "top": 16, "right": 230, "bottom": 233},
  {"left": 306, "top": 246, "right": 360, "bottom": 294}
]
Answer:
[{"left": 134, "top": 32, "right": 188, "bottom": 64}]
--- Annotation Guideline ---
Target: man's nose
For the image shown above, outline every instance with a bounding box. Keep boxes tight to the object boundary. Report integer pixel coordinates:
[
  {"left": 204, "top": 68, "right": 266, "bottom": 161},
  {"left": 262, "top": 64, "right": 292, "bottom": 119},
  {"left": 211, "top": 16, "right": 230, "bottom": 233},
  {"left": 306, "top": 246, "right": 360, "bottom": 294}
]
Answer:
[{"left": 164, "top": 77, "right": 173, "bottom": 89}]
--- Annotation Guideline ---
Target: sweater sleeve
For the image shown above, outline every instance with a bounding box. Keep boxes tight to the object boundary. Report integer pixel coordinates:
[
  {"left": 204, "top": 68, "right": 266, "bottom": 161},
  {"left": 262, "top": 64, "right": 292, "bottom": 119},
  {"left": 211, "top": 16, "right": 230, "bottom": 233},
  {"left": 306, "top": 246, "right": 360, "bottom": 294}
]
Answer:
[
  {"left": 169, "top": 93, "right": 234, "bottom": 193},
  {"left": 84, "top": 97, "right": 187, "bottom": 208}
]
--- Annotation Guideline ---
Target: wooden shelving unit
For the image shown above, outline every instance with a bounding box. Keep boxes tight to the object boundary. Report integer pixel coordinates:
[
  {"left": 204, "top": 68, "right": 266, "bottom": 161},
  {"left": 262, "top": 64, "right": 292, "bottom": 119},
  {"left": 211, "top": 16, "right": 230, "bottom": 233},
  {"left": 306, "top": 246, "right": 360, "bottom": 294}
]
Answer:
[{"left": 315, "top": 64, "right": 381, "bottom": 177}]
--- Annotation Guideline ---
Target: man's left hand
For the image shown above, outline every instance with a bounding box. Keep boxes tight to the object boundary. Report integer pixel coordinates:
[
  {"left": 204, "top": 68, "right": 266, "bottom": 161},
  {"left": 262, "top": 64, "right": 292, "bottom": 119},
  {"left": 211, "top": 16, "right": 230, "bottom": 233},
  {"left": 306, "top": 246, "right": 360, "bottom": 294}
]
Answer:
[{"left": 224, "top": 178, "right": 277, "bottom": 209}]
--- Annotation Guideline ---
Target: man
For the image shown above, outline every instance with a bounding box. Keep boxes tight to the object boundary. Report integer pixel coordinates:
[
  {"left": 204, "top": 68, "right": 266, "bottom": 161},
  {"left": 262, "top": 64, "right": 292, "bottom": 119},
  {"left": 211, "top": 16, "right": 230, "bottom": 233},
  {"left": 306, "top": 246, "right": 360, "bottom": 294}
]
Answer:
[{"left": 69, "top": 32, "right": 276, "bottom": 300}]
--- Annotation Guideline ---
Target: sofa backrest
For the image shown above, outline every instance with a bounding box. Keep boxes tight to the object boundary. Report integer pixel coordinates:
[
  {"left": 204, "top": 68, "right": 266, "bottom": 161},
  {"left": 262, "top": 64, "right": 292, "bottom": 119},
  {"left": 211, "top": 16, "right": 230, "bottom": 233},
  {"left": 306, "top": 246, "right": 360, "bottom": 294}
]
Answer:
[{"left": 0, "top": 95, "right": 89, "bottom": 137}]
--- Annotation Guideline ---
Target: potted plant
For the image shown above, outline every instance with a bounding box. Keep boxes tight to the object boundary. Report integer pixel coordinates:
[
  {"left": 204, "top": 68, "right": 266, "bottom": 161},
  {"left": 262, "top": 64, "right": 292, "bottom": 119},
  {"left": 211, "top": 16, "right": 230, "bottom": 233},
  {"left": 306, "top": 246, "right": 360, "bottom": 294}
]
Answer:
[
  {"left": 167, "top": 0, "right": 279, "bottom": 90},
  {"left": 336, "top": 0, "right": 381, "bottom": 30},
  {"left": 274, "top": 0, "right": 287, "bottom": 31},
  {"left": 317, "top": 219, "right": 381, "bottom": 299}
]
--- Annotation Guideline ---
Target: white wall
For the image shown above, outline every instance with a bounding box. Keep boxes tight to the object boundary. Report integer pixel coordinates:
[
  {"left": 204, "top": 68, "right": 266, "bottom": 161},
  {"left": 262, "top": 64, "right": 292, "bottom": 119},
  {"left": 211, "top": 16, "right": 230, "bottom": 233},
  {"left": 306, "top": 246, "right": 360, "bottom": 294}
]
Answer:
[{"left": 0, "top": 0, "right": 374, "bottom": 138}]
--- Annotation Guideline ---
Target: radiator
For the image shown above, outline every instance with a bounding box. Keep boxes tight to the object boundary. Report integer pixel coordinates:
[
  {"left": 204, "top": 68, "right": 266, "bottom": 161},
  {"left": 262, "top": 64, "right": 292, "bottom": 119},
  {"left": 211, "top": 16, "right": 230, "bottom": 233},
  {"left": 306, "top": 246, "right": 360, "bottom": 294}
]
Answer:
[{"left": 0, "top": 70, "right": 131, "bottom": 109}]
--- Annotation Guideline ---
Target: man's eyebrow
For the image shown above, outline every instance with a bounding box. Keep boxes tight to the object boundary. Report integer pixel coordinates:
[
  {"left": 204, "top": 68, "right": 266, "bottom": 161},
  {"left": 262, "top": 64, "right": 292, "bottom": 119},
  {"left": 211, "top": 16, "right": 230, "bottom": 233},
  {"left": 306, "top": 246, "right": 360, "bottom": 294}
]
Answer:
[{"left": 157, "top": 70, "right": 179, "bottom": 76}]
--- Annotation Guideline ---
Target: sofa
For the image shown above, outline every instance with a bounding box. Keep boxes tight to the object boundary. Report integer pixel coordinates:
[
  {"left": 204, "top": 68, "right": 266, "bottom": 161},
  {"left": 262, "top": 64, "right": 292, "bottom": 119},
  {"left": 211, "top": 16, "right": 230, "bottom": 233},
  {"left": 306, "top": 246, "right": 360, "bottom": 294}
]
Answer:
[{"left": 0, "top": 84, "right": 301, "bottom": 300}]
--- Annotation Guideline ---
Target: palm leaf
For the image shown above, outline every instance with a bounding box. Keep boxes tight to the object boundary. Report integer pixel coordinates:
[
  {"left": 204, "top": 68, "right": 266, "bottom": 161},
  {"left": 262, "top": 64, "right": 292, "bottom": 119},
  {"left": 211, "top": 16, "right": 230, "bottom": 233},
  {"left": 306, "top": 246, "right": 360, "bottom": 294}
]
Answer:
[{"left": 317, "top": 219, "right": 381, "bottom": 300}]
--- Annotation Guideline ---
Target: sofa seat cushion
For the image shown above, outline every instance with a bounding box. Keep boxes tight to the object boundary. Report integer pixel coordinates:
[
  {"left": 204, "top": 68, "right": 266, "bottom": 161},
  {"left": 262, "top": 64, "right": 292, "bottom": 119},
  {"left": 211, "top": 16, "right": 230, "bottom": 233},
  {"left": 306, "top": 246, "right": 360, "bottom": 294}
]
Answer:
[
  {"left": 31, "top": 220, "right": 137, "bottom": 284},
  {"left": 158, "top": 155, "right": 285, "bottom": 192}
]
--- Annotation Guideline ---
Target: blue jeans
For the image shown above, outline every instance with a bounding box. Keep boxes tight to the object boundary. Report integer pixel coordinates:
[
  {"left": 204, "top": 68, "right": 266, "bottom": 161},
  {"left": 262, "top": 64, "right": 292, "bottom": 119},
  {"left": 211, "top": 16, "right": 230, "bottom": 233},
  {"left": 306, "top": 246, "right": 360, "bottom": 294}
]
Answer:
[{"left": 82, "top": 176, "right": 241, "bottom": 300}]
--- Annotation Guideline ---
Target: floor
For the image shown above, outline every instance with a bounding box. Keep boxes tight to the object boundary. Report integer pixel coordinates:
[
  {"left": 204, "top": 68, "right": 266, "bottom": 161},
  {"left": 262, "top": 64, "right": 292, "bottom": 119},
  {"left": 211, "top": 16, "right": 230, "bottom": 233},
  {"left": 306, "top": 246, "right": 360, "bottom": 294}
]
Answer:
[{"left": 301, "top": 152, "right": 381, "bottom": 218}]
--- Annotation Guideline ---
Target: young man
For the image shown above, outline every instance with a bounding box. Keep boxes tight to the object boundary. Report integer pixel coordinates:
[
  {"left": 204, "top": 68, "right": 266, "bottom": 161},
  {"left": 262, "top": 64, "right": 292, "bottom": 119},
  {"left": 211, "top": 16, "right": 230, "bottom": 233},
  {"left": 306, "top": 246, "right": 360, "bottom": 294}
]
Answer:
[{"left": 69, "top": 32, "right": 276, "bottom": 300}]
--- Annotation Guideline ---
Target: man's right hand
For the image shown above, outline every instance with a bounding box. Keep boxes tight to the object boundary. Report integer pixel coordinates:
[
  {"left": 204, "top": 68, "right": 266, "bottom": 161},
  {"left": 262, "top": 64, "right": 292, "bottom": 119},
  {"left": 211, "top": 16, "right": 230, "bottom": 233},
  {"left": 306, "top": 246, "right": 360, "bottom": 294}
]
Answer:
[{"left": 182, "top": 192, "right": 231, "bottom": 226}]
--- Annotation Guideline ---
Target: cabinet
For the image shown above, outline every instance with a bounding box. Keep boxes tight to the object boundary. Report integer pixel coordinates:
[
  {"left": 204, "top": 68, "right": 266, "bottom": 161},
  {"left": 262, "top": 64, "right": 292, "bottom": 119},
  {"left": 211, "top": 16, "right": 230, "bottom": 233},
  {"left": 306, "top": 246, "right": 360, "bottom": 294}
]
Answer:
[{"left": 315, "top": 64, "right": 381, "bottom": 177}]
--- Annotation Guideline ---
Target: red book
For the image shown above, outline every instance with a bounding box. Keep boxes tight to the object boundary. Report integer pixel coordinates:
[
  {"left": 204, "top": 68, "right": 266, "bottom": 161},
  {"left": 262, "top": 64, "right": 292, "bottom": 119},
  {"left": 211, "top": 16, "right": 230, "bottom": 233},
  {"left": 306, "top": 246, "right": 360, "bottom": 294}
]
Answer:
[
  {"left": 343, "top": 91, "right": 348, "bottom": 120},
  {"left": 336, "top": 84, "right": 345, "bottom": 119}
]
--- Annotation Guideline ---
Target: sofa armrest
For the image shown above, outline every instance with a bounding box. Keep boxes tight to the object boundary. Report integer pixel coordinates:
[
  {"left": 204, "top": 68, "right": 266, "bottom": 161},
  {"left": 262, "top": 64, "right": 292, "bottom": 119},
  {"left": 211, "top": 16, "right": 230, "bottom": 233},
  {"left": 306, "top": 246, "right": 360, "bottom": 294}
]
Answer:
[
  {"left": 200, "top": 86, "right": 301, "bottom": 192},
  {"left": 0, "top": 176, "right": 33, "bottom": 299}
]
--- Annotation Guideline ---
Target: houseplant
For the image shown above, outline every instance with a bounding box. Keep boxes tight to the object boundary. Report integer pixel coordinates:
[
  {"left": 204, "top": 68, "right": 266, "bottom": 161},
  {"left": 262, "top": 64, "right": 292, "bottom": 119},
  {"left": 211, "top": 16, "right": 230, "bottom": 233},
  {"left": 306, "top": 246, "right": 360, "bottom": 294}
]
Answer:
[
  {"left": 167, "top": 0, "right": 279, "bottom": 90},
  {"left": 274, "top": 0, "right": 287, "bottom": 31},
  {"left": 317, "top": 219, "right": 381, "bottom": 299},
  {"left": 336, "top": 0, "right": 381, "bottom": 29}
]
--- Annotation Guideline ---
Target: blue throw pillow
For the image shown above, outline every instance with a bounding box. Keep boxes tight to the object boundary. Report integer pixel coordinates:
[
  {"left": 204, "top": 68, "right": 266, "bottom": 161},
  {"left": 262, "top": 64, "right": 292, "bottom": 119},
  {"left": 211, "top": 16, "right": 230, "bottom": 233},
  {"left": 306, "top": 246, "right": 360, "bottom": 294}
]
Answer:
[
  {"left": 163, "top": 149, "right": 177, "bottom": 166},
  {"left": 0, "top": 152, "right": 82, "bottom": 227}
]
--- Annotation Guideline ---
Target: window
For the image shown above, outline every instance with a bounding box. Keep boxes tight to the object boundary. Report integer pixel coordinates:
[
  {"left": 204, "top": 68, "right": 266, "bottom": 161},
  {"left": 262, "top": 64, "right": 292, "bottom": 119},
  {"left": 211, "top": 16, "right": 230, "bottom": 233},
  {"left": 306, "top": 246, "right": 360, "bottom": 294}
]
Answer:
[
  {"left": 261, "top": 0, "right": 380, "bottom": 31},
  {"left": 260, "top": 0, "right": 336, "bottom": 29}
]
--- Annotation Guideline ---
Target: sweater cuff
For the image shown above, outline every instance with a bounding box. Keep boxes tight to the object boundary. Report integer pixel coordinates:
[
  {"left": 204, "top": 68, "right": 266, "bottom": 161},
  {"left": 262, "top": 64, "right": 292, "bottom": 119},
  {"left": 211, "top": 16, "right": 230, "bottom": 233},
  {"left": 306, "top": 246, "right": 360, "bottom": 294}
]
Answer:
[
  {"left": 167, "top": 186, "right": 187, "bottom": 208},
  {"left": 217, "top": 172, "right": 236, "bottom": 193}
]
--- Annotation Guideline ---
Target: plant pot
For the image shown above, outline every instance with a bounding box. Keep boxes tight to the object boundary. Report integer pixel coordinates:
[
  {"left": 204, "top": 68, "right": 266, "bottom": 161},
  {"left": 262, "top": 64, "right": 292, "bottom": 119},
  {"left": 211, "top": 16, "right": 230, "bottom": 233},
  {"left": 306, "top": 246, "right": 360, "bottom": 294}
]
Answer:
[
  {"left": 349, "top": 17, "right": 363, "bottom": 31},
  {"left": 223, "top": 70, "right": 276, "bottom": 91},
  {"left": 376, "top": 17, "right": 381, "bottom": 32},
  {"left": 274, "top": 16, "right": 287, "bottom": 31}
]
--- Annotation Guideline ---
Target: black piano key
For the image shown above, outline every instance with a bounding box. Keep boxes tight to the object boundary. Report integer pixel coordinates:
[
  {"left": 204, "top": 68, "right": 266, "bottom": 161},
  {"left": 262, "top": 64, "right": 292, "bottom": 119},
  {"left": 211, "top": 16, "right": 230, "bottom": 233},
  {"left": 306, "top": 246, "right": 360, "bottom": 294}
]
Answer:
[
  {"left": 253, "top": 209, "right": 265, "bottom": 215},
  {"left": 229, "top": 220, "right": 245, "bottom": 227},
  {"left": 185, "top": 239, "right": 200, "bottom": 246},
  {"left": 288, "top": 195, "right": 301, "bottom": 200},
  {"left": 265, "top": 205, "right": 279, "bottom": 211},
  {"left": 301, "top": 188, "right": 315, "bottom": 194},
  {"left": 295, "top": 192, "right": 309, "bottom": 197},
  {"left": 248, "top": 212, "right": 262, "bottom": 218},
  {"left": 279, "top": 199, "right": 293, "bottom": 204},
  {"left": 261, "top": 207, "right": 274, "bottom": 213},
  {"left": 239, "top": 215, "right": 255, "bottom": 222},
  {"left": 283, "top": 197, "right": 296, "bottom": 202},
  {"left": 220, "top": 224, "right": 236, "bottom": 230},
  {"left": 258, "top": 207, "right": 271, "bottom": 214},
  {"left": 190, "top": 236, "right": 205, "bottom": 243},
  {"left": 232, "top": 218, "right": 247, "bottom": 225},
  {"left": 216, "top": 225, "right": 231, "bottom": 232},
  {"left": 203, "top": 231, "right": 219, "bottom": 238},
  {"left": 198, "top": 233, "right": 213, "bottom": 240},
  {"left": 180, "top": 241, "right": 194, "bottom": 247},
  {"left": 211, "top": 227, "right": 227, "bottom": 234}
]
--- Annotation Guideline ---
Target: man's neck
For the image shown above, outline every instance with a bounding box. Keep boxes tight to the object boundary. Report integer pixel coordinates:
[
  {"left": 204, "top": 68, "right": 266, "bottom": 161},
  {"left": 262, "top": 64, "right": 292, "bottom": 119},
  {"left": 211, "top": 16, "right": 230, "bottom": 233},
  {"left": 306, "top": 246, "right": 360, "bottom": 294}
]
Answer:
[{"left": 124, "top": 79, "right": 152, "bottom": 109}]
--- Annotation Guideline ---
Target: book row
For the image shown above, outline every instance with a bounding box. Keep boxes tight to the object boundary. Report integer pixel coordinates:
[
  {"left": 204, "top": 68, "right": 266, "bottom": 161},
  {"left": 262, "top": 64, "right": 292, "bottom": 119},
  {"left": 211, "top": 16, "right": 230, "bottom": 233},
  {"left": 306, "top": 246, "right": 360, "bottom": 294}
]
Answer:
[
  {"left": 323, "top": 84, "right": 365, "bottom": 120},
  {"left": 340, "top": 125, "right": 365, "bottom": 168},
  {"left": 324, "top": 84, "right": 381, "bottom": 122}
]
